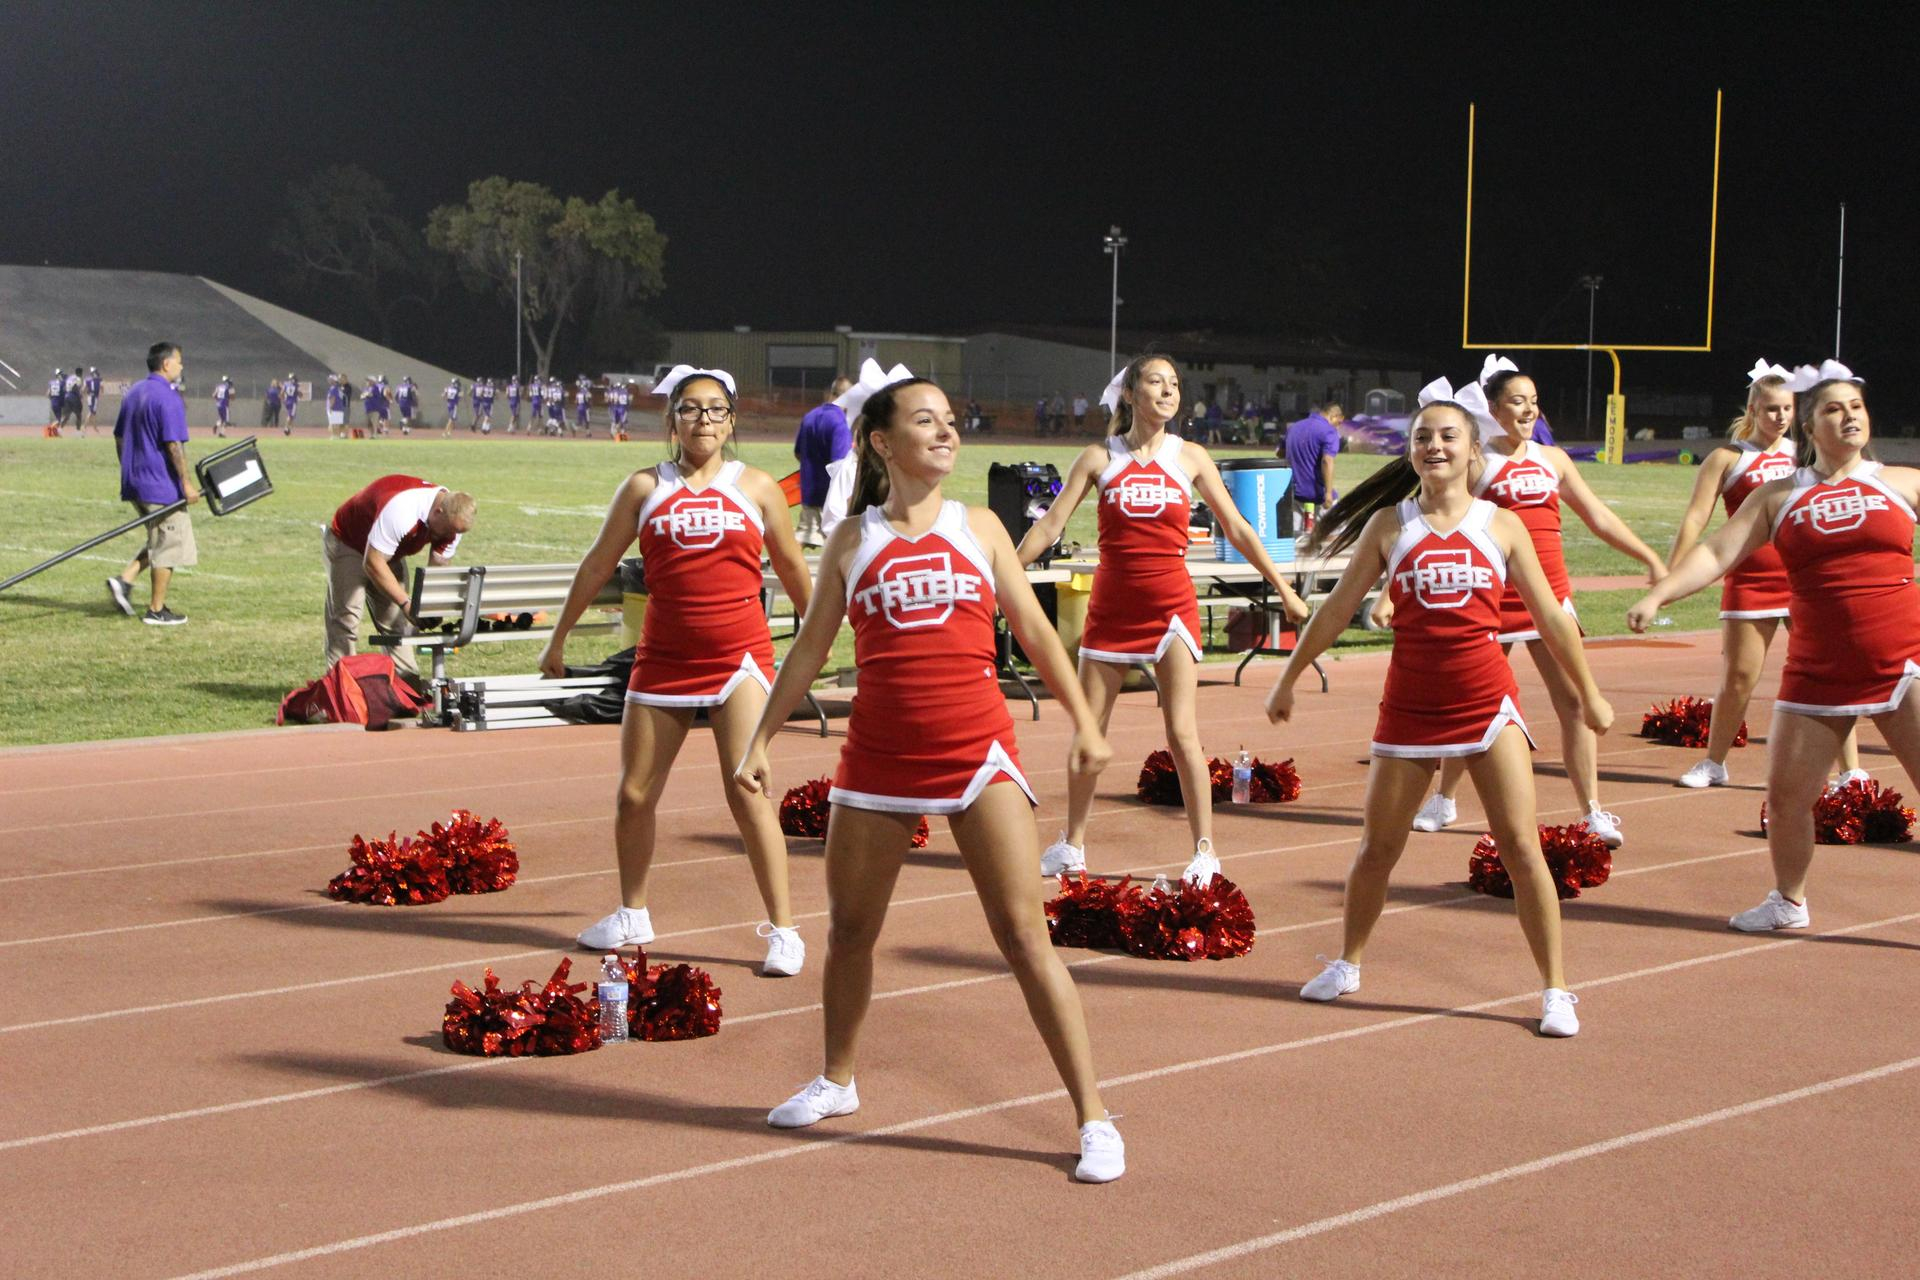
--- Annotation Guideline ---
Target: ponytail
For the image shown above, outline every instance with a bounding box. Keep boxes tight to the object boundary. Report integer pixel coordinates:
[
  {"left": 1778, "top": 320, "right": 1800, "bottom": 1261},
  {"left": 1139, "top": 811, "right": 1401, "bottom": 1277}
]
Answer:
[
  {"left": 846, "top": 377, "right": 937, "bottom": 516},
  {"left": 1730, "top": 374, "right": 1788, "bottom": 443},
  {"left": 1307, "top": 402, "right": 1479, "bottom": 555},
  {"left": 1106, "top": 352, "right": 1178, "bottom": 437}
]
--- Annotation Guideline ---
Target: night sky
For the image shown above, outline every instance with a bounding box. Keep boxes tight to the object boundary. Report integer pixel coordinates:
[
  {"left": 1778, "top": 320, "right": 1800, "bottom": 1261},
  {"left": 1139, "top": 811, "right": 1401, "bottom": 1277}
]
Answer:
[{"left": 6, "top": 2, "right": 1915, "bottom": 411}]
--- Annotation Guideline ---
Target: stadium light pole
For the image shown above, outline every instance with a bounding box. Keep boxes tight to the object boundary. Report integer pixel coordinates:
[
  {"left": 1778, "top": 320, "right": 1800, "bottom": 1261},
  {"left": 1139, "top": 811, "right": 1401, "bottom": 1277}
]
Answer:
[
  {"left": 1103, "top": 225, "right": 1127, "bottom": 376},
  {"left": 514, "top": 251, "right": 524, "bottom": 382},
  {"left": 1835, "top": 202, "right": 1847, "bottom": 359},
  {"left": 1578, "top": 274, "right": 1603, "bottom": 434}
]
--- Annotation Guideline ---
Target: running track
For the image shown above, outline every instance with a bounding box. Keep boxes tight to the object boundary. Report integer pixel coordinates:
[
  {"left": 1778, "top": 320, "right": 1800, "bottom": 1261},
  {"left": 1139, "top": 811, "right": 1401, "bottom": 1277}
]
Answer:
[{"left": 3, "top": 634, "right": 1916, "bottom": 1278}]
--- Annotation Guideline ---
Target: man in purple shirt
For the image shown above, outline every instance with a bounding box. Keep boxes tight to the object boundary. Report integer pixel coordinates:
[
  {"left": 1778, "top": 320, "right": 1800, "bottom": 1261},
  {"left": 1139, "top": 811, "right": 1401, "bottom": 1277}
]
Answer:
[
  {"left": 108, "top": 342, "right": 201, "bottom": 625},
  {"left": 1282, "top": 401, "right": 1344, "bottom": 514},
  {"left": 793, "top": 377, "right": 853, "bottom": 547}
]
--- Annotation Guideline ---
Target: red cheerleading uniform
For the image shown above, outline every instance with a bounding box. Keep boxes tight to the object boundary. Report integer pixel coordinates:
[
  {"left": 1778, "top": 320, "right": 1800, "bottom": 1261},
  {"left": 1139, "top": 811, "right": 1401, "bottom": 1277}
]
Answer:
[
  {"left": 626, "top": 459, "right": 775, "bottom": 707},
  {"left": 831, "top": 502, "right": 1036, "bottom": 814},
  {"left": 1716, "top": 438, "right": 1797, "bottom": 620},
  {"left": 1771, "top": 462, "right": 1920, "bottom": 716},
  {"left": 1372, "top": 498, "right": 1533, "bottom": 757},
  {"left": 1081, "top": 435, "right": 1203, "bottom": 664},
  {"left": 1474, "top": 440, "right": 1576, "bottom": 643}
]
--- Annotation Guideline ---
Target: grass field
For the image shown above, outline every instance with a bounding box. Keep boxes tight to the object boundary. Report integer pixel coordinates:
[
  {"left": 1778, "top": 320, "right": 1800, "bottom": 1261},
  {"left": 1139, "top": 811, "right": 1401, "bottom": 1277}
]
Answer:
[{"left": 0, "top": 430, "right": 1726, "bottom": 747}]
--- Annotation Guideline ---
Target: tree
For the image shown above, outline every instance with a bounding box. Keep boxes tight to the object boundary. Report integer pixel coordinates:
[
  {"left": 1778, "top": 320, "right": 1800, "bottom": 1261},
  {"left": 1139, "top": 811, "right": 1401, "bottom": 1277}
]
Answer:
[
  {"left": 427, "top": 178, "right": 667, "bottom": 378},
  {"left": 272, "top": 165, "right": 443, "bottom": 346}
]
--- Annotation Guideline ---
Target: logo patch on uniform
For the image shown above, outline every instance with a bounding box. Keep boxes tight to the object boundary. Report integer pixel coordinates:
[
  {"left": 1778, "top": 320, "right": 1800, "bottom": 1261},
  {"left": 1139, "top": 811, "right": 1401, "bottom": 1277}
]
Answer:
[
  {"left": 651, "top": 495, "right": 747, "bottom": 549},
  {"left": 853, "top": 552, "right": 984, "bottom": 628},
  {"left": 1792, "top": 488, "right": 1889, "bottom": 535},
  {"left": 1489, "top": 464, "right": 1557, "bottom": 506},
  {"left": 1107, "top": 473, "right": 1178, "bottom": 518},
  {"left": 1395, "top": 548, "right": 1494, "bottom": 609},
  {"left": 1747, "top": 455, "right": 1795, "bottom": 488}
]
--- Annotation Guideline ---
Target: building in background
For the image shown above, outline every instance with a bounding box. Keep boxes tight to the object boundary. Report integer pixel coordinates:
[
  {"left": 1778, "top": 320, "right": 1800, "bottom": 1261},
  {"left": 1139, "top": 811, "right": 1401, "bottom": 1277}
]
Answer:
[{"left": 662, "top": 327, "right": 965, "bottom": 398}]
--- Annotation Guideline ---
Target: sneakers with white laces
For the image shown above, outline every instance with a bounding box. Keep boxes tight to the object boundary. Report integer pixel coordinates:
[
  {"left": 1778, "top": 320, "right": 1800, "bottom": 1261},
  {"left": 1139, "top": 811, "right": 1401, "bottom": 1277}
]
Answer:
[
  {"left": 1729, "top": 889, "right": 1809, "bottom": 933},
  {"left": 767, "top": 1075, "right": 859, "bottom": 1128},
  {"left": 577, "top": 905, "right": 654, "bottom": 950},
  {"left": 1676, "top": 759, "right": 1730, "bottom": 789},
  {"left": 1074, "top": 1118, "right": 1126, "bottom": 1183},
  {"left": 1584, "top": 808, "right": 1624, "bottom": 849},
  {"left": 1300, "top": 955, "right": 1361, "bottom": 1002},
  {"left": 1539, "top": 988, "right": 1580, "bottom": 1037},
  {"left": 1040, "top": 832, "right": 1086, "bottom": 878},
  {"left": 1411, "top": 794, "right": 1456, "bottom": 833},
  {"left": 1181, "top": 837, "right": 1221, "bottom": 886},
  {"left": 758, "top": 922, "right": 805, "bottom": 977}
]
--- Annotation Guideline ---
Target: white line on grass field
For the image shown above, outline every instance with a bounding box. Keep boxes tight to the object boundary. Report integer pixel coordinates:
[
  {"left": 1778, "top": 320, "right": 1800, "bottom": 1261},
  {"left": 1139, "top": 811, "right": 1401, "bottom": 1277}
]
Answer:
[
  {"left": 1108, "top": 1054, "right": 1920, "bottom": 1279},
  {"left": 158, "top": 909, "right": 1920, "bottom": 1280}
]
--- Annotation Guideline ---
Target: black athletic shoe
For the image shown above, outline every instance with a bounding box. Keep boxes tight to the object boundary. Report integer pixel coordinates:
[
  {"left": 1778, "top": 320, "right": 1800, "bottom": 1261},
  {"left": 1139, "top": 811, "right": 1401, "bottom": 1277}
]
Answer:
[
  {"left": 107, "top": 577, "right": 135, "bottom": 616},
  {"left": 142, "top": 607, "right": 188, "bottom": 627}
]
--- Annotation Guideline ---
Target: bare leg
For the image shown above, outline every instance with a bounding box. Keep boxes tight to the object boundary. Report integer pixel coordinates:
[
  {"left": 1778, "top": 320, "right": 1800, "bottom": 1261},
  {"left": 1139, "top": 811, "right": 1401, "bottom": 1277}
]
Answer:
[
  {"left": 819, "top": 805, "right": 915, "bottom": 1084},
  {"left": 1868, "top": 694, "right": 1920, "bottom": 795},
  {"left": 1465, "top": 726, "right": 1565, "bottom": 987},
  {"left": 612, "top": 701, "right": 694, "bottom": 907},
  {"left": 1709, "top": 617, "right": 1775, "bottom": 765},
  {"left": 1062, "top": 658, "right": 1125, "bottom": 848},
  {"left": 1764, "top": 708, "right": 1852, "bottom": 902},
  {"left": 951, "top": 782, "right": 1106, "bottom": 1125},
  {"left": 1336, "top": 754, "right": 1439, "bottom": 963},
  {"left": 708, "top": 684, "right": 793, "bottom": 928},
  {"left": 1154, "top": 640, "right": 1210, "bottom": 847},
  {"left": 1525, "top": 637, "right": 1598, "bottom": 813},
  {"left": 148, "top": 565, "right": 173, "bottom": 612}
]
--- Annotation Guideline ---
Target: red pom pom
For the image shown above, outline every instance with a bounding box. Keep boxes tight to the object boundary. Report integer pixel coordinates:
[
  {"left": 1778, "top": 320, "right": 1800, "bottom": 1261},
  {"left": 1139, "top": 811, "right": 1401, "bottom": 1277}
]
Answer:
[
  {"left": 1807, "top": 778, "right": 1915, "bottom": 844},
  {"left": 442, "top": 957, "right": 600, "bottom": 1056},
  {"left": 1045, "top": 873, "right": 1141, "bottom": 950},
  {"left": 420, "top": 810, "right": 518, "bottom": 894},
  {"left": 1136, "top": 750, "right": 1301, "bottom": 805},
  {"left": 1640, "top": 696, "right": 1746, "bottom": 749},
  {"left": 327, "top": 833, "right": 449, "bottom": 905},
  {"left": 1136, "top": 750, "right": 1183, "bottom": 804},
  {"left": 609, "top": 948, "right": 724, "bottom": 1041},
  {"left": 1122, "top": 873, "right": 1257, "bottom": 961},
  {"left": 781, "top": 777, "right": 930, "bottom": 847},
  {"left": 1466, "top": 824, "right": 1611, "bottom": 900},
  {"left": 1248, "top": 758, "right": 1303, "bottom": 803}
]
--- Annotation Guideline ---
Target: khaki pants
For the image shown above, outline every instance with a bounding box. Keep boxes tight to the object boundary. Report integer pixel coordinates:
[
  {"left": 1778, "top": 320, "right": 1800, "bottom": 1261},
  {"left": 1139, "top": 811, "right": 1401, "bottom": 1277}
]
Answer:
[
  {"left": 323, "top": 529, "right": 417, "bottom": 676},
  {"left": 133, "top": 501, "right": 197, "bottom": 569},
  {"left": 796, "top": 505, "right": 823, "bottom": 547}
]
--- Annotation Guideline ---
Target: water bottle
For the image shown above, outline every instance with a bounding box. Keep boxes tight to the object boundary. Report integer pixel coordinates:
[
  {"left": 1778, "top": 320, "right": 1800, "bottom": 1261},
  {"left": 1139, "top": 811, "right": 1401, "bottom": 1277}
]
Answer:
[
  {"left": 597, "top": 954, "right": 630, "bottom": 1044},
  {"left": 1232, "top": 747, "right": 1253, "bottom": 805}
]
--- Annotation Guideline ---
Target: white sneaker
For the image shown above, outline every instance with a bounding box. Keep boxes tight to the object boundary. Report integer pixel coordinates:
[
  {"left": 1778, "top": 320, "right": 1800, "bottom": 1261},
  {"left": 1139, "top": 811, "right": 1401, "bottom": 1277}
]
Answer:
[
  {"left": 758, "top": 922, "right": 805, "bottom": 977},
  {"left": 1181, "top": 837, "right": 1221, "bottom": 886},
  {"left": 577, "top": 905, "right": 654, "bottom": 950},
  {"left": 1040, "top": 832, "right": 1086, "bottom": 877},
  {"left": 1729, "top": 889, "right": 1809, "bottom": 933},
  {"left": 1584, "top": 808, "right": 1624, "bottom": 849},
  {"left": 1074, "top": 1118, "right": 1126, "bottom": 1183},
  {"left": 1411, "top": 794, "right": 1456, "bottom": 833},
  {"left": 1834, "top": 769, "right": 1872, "bottom": 789},
  {"left": 1300, "top": 955, "right": 1361, "bottom": 1002},
  {"left": 767, "top": 1075, "right": 859, "bottom": 1128},
  {"left": 1676, "top": 759, "right": 1729, "bottom": 789},
  {"left": 1539, "top": 988, "right": 1580, "bottom": 1037}
]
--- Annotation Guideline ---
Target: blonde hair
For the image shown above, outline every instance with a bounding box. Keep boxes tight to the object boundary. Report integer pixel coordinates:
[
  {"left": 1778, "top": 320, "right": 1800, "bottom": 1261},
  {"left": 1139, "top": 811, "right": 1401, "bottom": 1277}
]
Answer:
[
  {"left": 1730, "top": 374, "right": 1791, "bottom": 443},
  {"left": 444, "top": 491, "right": 477, "bottom": 528}
]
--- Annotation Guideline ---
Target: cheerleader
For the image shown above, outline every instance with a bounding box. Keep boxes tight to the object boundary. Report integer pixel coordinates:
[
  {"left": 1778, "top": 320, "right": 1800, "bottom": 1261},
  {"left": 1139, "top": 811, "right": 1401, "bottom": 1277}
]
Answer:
[
  {"left": 539, "top": 365, "right": 814, "bottom": 976},
  {"left": 1015, "top": 354, "right": 1310, "bottom": 883},
  {"left": 1666, "top": 360, "right": 1863, "bottom": 789},
  {"left": 1629, "top": 363, "right": 1920, "bottom": 931},
  {"left": 1271, "top": 383, "right": 1613, "bottom": 1036},
  {"left": 1407, "top": 355, "right": 1663, "bottom": 848},
  {"left": 736, "top": 364, "right": 1125, "bottom": 1182}
]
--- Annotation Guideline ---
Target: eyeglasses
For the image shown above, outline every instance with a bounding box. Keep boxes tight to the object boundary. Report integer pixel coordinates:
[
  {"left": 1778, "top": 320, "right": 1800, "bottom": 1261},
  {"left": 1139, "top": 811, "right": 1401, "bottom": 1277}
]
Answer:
[{"left": 674, "top": 404, "right": 733, "bottom": 422}]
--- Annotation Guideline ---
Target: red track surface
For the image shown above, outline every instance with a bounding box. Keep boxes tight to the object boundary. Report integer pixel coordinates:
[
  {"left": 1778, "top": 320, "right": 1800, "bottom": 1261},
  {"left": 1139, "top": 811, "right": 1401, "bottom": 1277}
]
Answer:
[{"left": 4, "top": 634, "right": 1917, "bottom": 1278}]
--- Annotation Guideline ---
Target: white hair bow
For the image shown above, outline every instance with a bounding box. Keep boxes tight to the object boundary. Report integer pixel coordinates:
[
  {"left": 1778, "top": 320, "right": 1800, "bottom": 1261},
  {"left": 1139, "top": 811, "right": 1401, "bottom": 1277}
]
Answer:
[
  {"left": 1417, "top": 376, "right": 1501, "bottom": 442},
  {"left": 1785, "top": 359, "right": 1861, "bottom": 393},
  {"left": 1478, "top": 353, "right": 1520, "bottom": 386},
  {"left": 1747, "top": 359, "right": 1791, "bottom": 385},
  {"left": 1098, "top": 367, "right": 1127, "bottom": 412},
  {"left": 652, "top": 364, "right": 738, "bottom": 401},
  {"left": 833, "top": 358, "right": 915, "bottom": 421}
]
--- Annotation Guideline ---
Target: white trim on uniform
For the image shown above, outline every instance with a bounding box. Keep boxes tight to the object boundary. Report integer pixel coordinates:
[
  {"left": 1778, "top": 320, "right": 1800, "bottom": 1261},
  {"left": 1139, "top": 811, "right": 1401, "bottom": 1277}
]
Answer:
[
  {"left": 1079, "top": 613, "right": 1203, "bottom": 666},
  {"left": 829, "top": 740, "right": 1038, "bottom": 815},
  {"left": 1770, "top": 467, "right": 1824, "bottom": 539},
  {"left": 1719, "top": 607, "right": 1790, "bottom": 621},
  {"left": 624, "top": 652, "right": 771, "bottom": 708},
  {"left": 1371, "top": 695, "right": 1536, "bottom": 759},
  {"left": 1776, "top": 659, "right": 1920, "bottom": 718},
  {"left": 1494, "top": 595, "right": 1578, "bottom": 645}
]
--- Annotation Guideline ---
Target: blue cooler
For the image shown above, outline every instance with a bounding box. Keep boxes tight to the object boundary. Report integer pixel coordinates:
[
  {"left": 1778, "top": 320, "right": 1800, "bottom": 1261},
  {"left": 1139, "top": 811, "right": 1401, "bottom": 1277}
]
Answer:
[{"left": 1213, "top": 460, "right": 1294, "bottom": 563}]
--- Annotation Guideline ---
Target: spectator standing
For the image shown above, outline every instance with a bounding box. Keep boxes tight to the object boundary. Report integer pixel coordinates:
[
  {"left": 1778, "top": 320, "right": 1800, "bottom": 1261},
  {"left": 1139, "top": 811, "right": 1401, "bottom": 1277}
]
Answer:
[
  {"left": 107, "top": 342, "right": 200, "bottom": 626},
  {"left": 1035, "top": 396, "right": 1048, "bottom": 433},
  {"left": 792, "top": 376, "right": 853, "bottom": 547},
  {"left": 1049, "top": 391, "right": 1067, "bottom": 436},
  {"left": 323, "top": 474, "right": 476, "bottom": 681},
  {"left": 1284, "top": 401, "right": 1344, "bottom": 523},
  {"left": 1072, "top": 392, "right": 1089, "bottom": 433}
]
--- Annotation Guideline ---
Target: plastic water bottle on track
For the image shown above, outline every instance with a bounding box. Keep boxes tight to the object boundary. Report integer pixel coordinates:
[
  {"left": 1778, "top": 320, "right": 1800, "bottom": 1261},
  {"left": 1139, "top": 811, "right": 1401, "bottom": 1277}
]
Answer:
[
  {"left": 598, "top": 954, "right": 630, "bottom": 1044},
  {"left": 1232, "top": 747, "right": 1253, "bottom": 805}
]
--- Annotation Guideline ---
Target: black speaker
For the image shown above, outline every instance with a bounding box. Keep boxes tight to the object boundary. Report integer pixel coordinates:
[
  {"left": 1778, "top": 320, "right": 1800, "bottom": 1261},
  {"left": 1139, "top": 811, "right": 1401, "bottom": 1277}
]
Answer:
[{"left": 987, "top": 461, "right": 1063, "bottom": 661}]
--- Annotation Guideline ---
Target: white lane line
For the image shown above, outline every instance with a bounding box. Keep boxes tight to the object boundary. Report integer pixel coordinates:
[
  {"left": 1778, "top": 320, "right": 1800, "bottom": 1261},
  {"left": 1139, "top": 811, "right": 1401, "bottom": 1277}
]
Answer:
[
  {"left": 157, "top": 908, "right": 1920, "bottom": 1280},
  {"left": 0, "top": 839, "right": 1823, "bottom": 1149},
  {"left": 1110, "top": 1054, "right": 1920, "bottom": 1279}
]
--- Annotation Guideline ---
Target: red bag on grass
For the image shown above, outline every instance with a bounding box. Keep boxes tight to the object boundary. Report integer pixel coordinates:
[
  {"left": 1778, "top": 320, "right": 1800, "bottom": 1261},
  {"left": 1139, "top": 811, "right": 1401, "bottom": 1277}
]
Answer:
[{"left": 278, "top": 654, "right": 428, "bottom": 730}]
